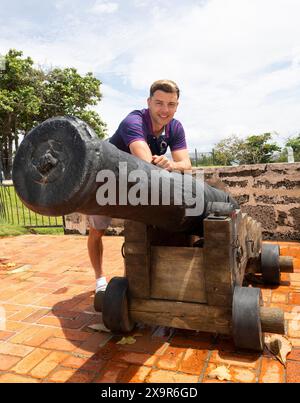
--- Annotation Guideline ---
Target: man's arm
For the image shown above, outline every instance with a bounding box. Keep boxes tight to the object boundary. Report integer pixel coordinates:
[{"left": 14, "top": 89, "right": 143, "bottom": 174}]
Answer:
[
  {"left": 152, "top": 149, "right": 192, "bottom": 172},
  {"left": 171, "top": 149, "right": 192, "bottom": 171},
  {"left": 129, "top": 140, "right": 192, "bottom": 172},
  {"left": 129, "top": 140, "right": 153, "bottom": 163}
]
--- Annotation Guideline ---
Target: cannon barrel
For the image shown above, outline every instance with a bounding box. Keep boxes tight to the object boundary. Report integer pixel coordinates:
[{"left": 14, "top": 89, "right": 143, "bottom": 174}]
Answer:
[{"left": 12, "top": 116, "right": 238, "bottom": 234}]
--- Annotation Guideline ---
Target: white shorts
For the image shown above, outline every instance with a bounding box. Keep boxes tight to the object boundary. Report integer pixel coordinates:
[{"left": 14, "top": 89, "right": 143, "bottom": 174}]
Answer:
[{"left": 88, "top": 215, "right": 112, "bottom": 231}]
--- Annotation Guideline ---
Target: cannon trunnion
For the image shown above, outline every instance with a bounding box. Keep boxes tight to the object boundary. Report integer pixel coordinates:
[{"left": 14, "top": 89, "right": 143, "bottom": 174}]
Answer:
[{"left": 99, "top": 211, "right": 293, "bottom": 352}]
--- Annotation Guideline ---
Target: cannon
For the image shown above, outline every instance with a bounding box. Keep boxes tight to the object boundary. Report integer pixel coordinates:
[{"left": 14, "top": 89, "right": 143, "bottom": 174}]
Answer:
[{"left": 12, "top": 116, "right": 294, "bottom": 351}]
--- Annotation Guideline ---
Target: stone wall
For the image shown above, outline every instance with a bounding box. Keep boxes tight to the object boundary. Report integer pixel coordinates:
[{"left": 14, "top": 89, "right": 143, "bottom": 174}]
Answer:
[{"left": 202, "top": 162, "right": 300, "bottom": 241}]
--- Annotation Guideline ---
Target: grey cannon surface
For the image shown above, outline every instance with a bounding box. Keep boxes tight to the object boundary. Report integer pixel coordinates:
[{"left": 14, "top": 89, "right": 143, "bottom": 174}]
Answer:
[{"left": 12, "top": 116, "right": 238, "bottom": 234}]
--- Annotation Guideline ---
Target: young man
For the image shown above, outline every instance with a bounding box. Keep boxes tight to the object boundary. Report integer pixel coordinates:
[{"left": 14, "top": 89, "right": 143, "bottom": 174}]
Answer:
[{"left": 88, "top": 79, "right": 192, "bottom": 300}]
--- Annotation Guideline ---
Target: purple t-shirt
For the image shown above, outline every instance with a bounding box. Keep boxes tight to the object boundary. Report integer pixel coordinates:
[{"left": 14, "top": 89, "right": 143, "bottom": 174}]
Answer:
[{"left": 109, "top": 109, "right": 187, "bottom": 155}]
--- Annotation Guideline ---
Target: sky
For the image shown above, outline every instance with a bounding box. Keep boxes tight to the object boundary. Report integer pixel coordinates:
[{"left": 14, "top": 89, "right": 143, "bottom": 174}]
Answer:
[{"left": 1, "top": 0, "right": 300, "bottom": 151}]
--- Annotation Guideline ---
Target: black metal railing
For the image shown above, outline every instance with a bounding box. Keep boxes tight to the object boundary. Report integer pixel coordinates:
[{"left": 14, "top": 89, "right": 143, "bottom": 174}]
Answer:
[{"left": 0, "top": 182, "right": 63, "bottom": 229}]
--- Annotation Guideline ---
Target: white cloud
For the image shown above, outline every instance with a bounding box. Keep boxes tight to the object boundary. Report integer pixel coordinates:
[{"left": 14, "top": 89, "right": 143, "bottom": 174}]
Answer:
[
  {"left": 1, "top": 0, "right": 300, "bottom": 150},
  {"left": 95, "top": 84, "right": 146, "bottom": 135},
  {"left": 89, "top": 0, "right": 119, "bottom": 14}
]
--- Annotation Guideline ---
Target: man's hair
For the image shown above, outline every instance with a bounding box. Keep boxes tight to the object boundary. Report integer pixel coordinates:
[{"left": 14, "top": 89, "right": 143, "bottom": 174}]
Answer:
[{"left": 150, "top": 80, "right": 180, "bottom": 99}]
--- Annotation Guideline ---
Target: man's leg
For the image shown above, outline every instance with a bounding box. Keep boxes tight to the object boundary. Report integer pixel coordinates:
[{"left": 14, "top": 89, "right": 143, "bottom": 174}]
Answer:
[
  {"left": 87, "top": 215, "right": 112, "bottom": 293},
  {"left": 88, "top": 226, "right": 106, "bottom": 290}
]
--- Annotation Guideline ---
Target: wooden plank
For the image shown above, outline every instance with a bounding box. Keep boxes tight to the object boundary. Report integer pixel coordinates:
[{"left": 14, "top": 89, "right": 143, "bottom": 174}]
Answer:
[
  {"left": 125, "top": 254, "right": 151, "bottom": 298},
  {"left": 130, "top": 298, "right": 232, "bottom": 335},
  {"left": 203, "top": 216, "right": 234, "bottom": 306},
  {"left": 148, "top": 226, "right": 192, "bottom": 247},
  {"left": 245, "top": 217, "right": 261, "bottom": 259},
  {"left": 150, "top": 247, "right": 207, "bottom": 303},
  {"left": 124, "top": 220, "right": 148, "bottom": 242},
  {"left": 124, "top": 220, "right": 151, "bottom": 298},
  {"left": 206, "top": 293, "right": 232, "bottom": 307},
  {"left": 125, "top": 255, "right": 150, "bottom": 298},
  {"left": 125, "top": 242, "right": 149, "bottom": 255},
  {"left": 233, "top": 212, "right": 249, "bottom": 286},
  {"left": 203, "top": 218, "right": 232, "bottom": 234}
]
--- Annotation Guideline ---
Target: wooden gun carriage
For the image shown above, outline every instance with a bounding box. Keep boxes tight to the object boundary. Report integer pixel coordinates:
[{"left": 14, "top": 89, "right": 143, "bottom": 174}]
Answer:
[
  {"left": 12, "top": 116, "right": 294, "bottom": 352},
  {"left": 101, "top": 209, "right": 294, "bottom": 352}
]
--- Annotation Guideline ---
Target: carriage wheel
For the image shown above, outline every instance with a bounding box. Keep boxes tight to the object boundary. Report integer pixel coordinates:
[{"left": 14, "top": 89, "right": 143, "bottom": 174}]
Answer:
[
  {"left": 102, "top": 277, "right": 135, "bottom": 333},
  {"left": 261, "top": 244, "right": 281, "bottom": 285},
  {"left": 232, "top": 286, "right": 264, "bottom": 351}
]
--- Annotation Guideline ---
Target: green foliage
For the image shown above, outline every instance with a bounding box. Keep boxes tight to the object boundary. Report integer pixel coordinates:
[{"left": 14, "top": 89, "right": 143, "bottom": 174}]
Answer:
[
  {"left": 286, "top": 134, "right": 300, "bottom": 161},
  {"left": 213, "top": 135, "right": 245, "bottom": 166},
  {"left": 214, "top": 133, "right": 281, "bottom": 165},
  {"left": 0, "top": 49, "right": 106, "bottom": 178},
  {"left": 241, "top": 133, "right": 281, "bottom": 164}
]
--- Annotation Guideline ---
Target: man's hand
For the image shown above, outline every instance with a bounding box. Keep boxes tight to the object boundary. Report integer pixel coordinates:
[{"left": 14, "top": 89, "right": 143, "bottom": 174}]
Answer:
[{"left": 152, "top": 155, "right": 174, "bottom": 171}]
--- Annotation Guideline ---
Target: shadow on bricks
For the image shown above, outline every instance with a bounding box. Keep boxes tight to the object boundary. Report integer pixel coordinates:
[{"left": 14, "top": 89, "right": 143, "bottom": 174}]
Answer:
[{"left": 49, "top": 292, "right": 267, "bottom": 383}]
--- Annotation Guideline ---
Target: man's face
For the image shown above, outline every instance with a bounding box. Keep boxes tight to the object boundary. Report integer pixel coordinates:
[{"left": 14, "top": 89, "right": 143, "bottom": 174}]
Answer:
[{"left": 147, "top": 90, "right": 179, "bottom": 129}]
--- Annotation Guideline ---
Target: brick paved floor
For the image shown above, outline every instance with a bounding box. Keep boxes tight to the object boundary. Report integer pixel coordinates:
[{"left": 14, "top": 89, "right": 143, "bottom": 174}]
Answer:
[{"left": 0, "top": 235, "right": 299, "bottom": 383}]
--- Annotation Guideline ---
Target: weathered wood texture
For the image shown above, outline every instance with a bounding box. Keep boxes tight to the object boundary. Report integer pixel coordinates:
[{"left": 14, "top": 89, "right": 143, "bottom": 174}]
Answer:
[
  {"left": 130, "top": 298, "right": 232, "bottom": 335},
  {"left": 124, "top": 221, "right": 151, "bottom": 298},
  {"left": 203, "top": 216, "right": 234, "bottom": 306},
  {"left": 129, "top": 299, "right": 285, "bottom": 335},
  {"left": 150, "top": 247, "right": 206, "bottom": 303}
]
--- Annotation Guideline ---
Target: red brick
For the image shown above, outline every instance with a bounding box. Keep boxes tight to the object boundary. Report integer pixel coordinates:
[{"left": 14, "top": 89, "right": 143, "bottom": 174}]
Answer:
[
  {"left": 259, "top": 358, "right": 285, "bottom": 383},
  {"left": 287, "top": 349, "right": 300, "bottom": 361},
  {"left": 0, "top": 373, "right": 40, "bottom": 383},
  {"left": 289, "top": 292, "right": 300, "bottom": 305},
  {"left": 61, "top": 354, "right": 106, "bottom": 372},
  {"left": 203, "top": 363, "right": 231, "bottom": 383},
  {"left": 74, "top": 333, "right": 112, "bottom": 357},
  {"left": 231, "top": 366, "right": 257, "bottom": 383},
  {"left": 294, "top": 258, "right": 300, "bottom": 272},
  {"left": 287, "top": 361, "right": 300, "bottom": 383},
  {"left": 41, "top": 337, "right": 79, "bottom": 352},
  {"left": 121, "top": 365, "right": 152, "bottom": 383},
  {"left": 8, "top": 325, "right": 42, "bottom": 344},
  {"left": 22, "top": 309, "right": 50, "bottom": 323},
  {"left": 94, "top": 362, "right": 129, "bottom": 383},
  {"left": 113, "top": 351, "right": 157, "bottom": 367},
  {"left": 38, "top": 312, "right": 93, "bottom": 330},
  {"left": 0, "top": 354, "right": 21, "bottom": 370},
  {"left": 147, "top": 369, "right": 198, "bottom": 383},
  {"left": 9, "top": 307, "right": 37, "bottom": 321},
  {"left": 156, "top": 346, "right": 186, "bottom": 371},
  {"left": 36, "top": 316, "right": 62, "bottom": 327},
  {"left": 0, "top": 330, "right": 15, "bottom": 341},
  {"left": 204, "top": 363, "right": 256, "bottom": 383},
  {"left": 13, "top": 348, "right": 51, "bottom": 375},
  {"left": 0, "top": 342, "right": 34, "bottom": 357},
  {"left": 30, "top": 351, "right": 70, "bottom": 379},
  {"left": 178, "top": 348, "right": 209, "bottom": 375},
  {"left": 5, "top": 321, "right": 28, "bottom": 332},
  {"left": 290, "top": 338, "right": 300, "bottom": 347},
  {"left": 290, "top": 273, "right": 300, "bottom": 282},
  {"left": 24, "top": 328, "right": 56, "bottom": 347},
  {"left": 53, "top": 328, "right": 91, "bottom": 342},
  {"left": 210, "top": 351, "right": 260, "bottom": 369},
  {"left": 48, "top": 369, "right": 95, "bottom": 383},
  {"left": 271, "top": 292, "right": 288, "bottom": 304},
  {"left": 117, "top": 334, "right": 169, "bottom": 355},
  {"left": 171, "top": 331, "right": 213, "bottom": 350},
  {"left": 288, "top": 320, "right": 300, "bottom": 338}
]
